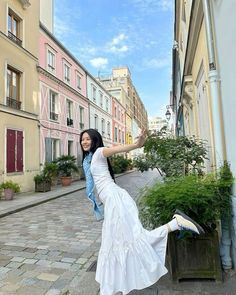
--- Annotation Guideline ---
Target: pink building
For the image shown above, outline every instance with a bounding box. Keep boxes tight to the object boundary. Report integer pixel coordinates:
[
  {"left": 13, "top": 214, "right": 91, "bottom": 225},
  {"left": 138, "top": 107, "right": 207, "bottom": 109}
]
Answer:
[
  {"left": 38, "top": 23, "right": 89, "bottom": 164},
  {"left": 112, "top": 97, "right": 126, "bottom": 146}
]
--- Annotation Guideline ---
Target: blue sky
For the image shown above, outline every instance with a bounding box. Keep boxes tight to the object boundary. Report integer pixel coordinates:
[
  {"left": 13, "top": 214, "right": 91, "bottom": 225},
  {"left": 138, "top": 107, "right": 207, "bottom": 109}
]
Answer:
[{"left": 54, "top": 0, "right": 173, "bottom": 118}]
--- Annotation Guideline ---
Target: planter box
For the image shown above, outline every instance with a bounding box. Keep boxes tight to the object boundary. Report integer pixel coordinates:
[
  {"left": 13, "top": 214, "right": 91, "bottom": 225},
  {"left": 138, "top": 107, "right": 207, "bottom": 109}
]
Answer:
[
  {"left": 35, "top": 181, "right": 51, "bottom": 192},
  {"left": 167, "top": 230, "right": 222, "bottom": 282}
]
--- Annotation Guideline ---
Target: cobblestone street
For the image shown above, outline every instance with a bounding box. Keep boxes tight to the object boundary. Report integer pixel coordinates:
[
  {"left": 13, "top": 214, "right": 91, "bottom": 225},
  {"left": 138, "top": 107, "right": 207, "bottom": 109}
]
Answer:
[{"left": 0, "top": 170, "right": 160, "bottom": 295}]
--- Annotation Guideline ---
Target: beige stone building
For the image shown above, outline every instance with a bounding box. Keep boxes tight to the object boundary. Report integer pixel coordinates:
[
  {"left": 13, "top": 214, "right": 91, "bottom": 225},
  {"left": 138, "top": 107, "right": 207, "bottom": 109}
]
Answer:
[
  {"left": 0, "top": 0, "right": 40, "bottom": 192},
  {"left": 97, "top": 66, "right": 148, "bottom": 144}
]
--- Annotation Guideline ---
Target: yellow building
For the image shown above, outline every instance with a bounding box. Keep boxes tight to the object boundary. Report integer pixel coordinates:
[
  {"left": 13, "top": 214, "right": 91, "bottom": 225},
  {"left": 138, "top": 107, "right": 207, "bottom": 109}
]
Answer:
[
  {"left": 0, "top": 0, "right": 40, "bottom": 192},
  {"left": 173, "top": 1, "right": 215, "bottom": 172}
]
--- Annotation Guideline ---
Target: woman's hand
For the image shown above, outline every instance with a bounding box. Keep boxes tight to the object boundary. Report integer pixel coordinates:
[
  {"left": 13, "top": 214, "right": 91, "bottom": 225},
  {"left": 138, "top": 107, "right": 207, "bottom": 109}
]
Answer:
[{"left": 134, "top": 129, "right": 147, "bottom": 148}]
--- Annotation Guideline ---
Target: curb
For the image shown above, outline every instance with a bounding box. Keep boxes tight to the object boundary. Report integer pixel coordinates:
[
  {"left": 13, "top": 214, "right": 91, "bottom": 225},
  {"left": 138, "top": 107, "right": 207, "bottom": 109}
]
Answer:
[
  {"left": 0, "top": 170, "right": 136, "bottom": 219},
  {"left": 0, "top": 186, "right": 85, "bottom": 219}
]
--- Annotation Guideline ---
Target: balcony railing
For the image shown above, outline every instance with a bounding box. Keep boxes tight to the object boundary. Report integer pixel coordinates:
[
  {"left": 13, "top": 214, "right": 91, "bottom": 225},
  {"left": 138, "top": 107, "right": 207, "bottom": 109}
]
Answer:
[
  {"left": 8, "top": 31, "right": 22, "bottom": 46},
  {"left": 67, "top": 118, "right": 73, "bottom": 126},
  {"left": 50, "top": 112, "right": 58, "bottom": 121},
  {"left": 7, "top": 97, "right": 21, "bottom": 110}
]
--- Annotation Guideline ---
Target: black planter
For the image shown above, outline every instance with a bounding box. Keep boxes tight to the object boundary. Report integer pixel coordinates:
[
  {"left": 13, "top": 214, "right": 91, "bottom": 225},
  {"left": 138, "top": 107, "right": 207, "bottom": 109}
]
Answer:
[
  {"left": 35, "top": 181, "right": 51, "bottom": 192},
  {"left": 167, "top": 230, "right": 222, "bottom": 282}
]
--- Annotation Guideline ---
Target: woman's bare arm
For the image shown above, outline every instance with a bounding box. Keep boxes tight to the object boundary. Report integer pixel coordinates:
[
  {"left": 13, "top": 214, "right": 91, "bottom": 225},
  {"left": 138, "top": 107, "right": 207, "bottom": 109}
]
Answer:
[{"left": 103, "top": 129, "right": 147, "bottom": 158}]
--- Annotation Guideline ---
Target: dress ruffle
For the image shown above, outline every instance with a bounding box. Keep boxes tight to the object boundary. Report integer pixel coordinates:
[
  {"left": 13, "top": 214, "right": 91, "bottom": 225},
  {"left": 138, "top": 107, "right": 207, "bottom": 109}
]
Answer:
[{"left": 95, "top": 184, "right": 168, "bottom": 295}]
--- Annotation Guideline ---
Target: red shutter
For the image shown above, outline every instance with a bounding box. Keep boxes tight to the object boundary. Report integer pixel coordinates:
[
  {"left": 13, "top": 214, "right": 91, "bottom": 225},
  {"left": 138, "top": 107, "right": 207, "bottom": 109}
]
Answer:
[
  {"left": 7, "top": 129, "right": 16, "bottom": 173},
  {"left": 16, "top": 131, "right": 23, "bottom": 172}
]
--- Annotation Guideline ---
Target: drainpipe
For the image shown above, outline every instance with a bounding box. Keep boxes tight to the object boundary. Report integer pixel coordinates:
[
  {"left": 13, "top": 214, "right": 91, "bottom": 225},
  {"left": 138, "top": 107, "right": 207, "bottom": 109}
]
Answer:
[{"left": 202, "top": 0, "right": 232, "bottom": 269}]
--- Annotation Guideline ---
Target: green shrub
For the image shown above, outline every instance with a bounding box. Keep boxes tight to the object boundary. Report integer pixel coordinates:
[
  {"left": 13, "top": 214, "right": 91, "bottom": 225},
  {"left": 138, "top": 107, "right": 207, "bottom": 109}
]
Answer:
[
  {"left": 138, "top": 162, "right": 234, "bottom": 232},
  {"left": 134, "top": 131, "right": 208, "bottom": 178},
  {"left": 0, "top": 180, "right": 20, "bottom": 193},
  {"left": 110, "top": 155, "right": 132, "bottom": 174}
]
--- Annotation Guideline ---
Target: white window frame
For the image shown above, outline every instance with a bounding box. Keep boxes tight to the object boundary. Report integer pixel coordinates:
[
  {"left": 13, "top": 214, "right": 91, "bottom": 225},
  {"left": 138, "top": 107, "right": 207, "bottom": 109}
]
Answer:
[
  {"left": 99, "top": 92, "right": 103, "bottom": 108},
  {"left": 79, "top": 106, "right": 84, "bottom": 130},
  {"left": 49, "top": 90, "right": 58, "bottom": 121},
  {"left": 52, "top": 138, "right": 60, "bottom": 161},
  {"left": 94, "top": 114, "right": 98, "bottom": 130},
  {"left": 63, "top": 61, "right": 70, "bottom": 84},
  {"left": 107, "top": 122, "right": 111, "bottom": 138},
  {"left": 76, "top": 73, "right": 82, "bottom": 90},
  {"left": 101, "top": 118, "right": 105, "bottom": 135},
  {"left": 47, "top": 48, "right": 56, "bottom": 74},
  {"left": 92, "top": 86, "right": 96, "bottom": 102}
]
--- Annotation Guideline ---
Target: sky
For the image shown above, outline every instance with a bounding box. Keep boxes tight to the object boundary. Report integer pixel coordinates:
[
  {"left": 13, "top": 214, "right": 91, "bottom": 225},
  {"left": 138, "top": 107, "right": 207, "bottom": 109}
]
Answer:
[{"left": 54, "top": 0, "right": 174, "bottom": 119}]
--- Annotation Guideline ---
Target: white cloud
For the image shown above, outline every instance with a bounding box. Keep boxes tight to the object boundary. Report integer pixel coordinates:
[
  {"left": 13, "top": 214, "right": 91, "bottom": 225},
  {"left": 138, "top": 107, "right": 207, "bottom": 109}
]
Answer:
[
  {"left": 111, "top": 33, "right": 127, "bottom": 45},
  {"left": 142, "top": 56, "right": 171, "bottom": 69},
  {"left": 89, "top": 57, "right": 108, "bottom": 69},
  {"left": 130, "top": 0, "right": 173, "bottom": 13},
  {"left": 106, "top": 33, "right": 129, "bottom": 54}
]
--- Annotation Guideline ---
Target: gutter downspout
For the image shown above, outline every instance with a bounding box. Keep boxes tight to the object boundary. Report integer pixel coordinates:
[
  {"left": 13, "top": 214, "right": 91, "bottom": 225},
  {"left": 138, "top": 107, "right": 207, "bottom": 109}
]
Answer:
[{"left": 202, "top": 0, "right": 231, "bottom": 270}]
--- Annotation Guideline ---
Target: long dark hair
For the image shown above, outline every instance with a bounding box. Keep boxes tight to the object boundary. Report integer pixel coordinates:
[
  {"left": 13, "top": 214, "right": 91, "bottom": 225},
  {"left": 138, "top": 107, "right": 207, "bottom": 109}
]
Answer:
[{"left": 80, "top": 129, "right": 115, "bottom": 181}]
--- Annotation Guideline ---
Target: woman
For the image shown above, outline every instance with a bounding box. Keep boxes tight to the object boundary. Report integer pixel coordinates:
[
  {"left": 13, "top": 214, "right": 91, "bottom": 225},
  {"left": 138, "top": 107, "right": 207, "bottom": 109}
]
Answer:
[{"left": 80, "top": 128, "right": 204, "bottom": 295}]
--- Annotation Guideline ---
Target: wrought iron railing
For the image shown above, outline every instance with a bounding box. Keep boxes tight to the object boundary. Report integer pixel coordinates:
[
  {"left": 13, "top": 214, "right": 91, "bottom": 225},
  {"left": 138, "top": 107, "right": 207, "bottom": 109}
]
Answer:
[
  {"left": 7, "top": 97, "right": 21, "bottom": 110},
  {"left": 8, "top": 31, "right": 22, "bottom": 46},
  {"left": 67, "top": 118, "right": 73, "bottom": 126}
]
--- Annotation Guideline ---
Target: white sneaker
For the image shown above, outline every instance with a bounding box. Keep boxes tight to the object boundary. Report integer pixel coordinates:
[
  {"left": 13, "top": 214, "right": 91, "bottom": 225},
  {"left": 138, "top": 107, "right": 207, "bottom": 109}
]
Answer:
[{"left": 173, "top": 210, "right": 205, "bottom": 234}]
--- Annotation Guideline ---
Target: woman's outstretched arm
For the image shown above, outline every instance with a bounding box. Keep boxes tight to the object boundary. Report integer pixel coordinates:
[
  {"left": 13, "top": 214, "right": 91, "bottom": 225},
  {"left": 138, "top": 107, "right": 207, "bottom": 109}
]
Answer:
[{"left": 103, "top": 129, "right": 147, "bottom": 158}]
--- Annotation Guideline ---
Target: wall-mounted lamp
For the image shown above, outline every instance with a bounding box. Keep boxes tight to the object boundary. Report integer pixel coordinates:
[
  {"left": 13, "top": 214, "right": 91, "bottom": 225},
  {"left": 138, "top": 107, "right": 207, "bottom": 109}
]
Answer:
[{"left": 165, "top": 105, "right": 174, "bottom": 121}]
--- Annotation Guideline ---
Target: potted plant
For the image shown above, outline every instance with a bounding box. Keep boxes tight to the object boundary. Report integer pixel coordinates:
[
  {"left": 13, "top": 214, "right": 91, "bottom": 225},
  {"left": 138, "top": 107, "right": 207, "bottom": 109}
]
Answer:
[
  {"left": 34, "top": 173, "right": 51, "bottom": 192},
  {"left": 0, "top": 180, "right": 20, "bottom": 200},
  {"left": 55, "top": 155, "right": 79, "bottom": 186},
  {"left": 138, "top": 162, "right": 234, "bottom": 282},
  {"left": 43, "top": 162, "right": 58, "bottom": 186}
]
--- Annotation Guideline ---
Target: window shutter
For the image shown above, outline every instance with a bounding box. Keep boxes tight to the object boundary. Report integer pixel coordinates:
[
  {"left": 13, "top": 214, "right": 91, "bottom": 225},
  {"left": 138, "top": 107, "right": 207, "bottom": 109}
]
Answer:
[
  {"left": 7, "top": 129, "right": 16, "bottom": 172},
  {"left": 45, "top": 137, "right": 52, "bottom": 163},
  {"left": 16, "top": 131, "right": 23, "bottom": 172}
]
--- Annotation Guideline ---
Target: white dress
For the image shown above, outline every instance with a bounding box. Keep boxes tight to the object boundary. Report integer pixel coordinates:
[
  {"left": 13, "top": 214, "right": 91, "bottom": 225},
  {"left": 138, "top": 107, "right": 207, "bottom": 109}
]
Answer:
[{"left": 91, "top": 147, "right": 168, "bottom": 295}]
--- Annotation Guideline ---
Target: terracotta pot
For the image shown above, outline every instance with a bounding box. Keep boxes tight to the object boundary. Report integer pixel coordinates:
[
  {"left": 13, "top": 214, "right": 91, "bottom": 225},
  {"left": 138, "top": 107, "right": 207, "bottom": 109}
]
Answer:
[
  {"left": 61, "top": 176, "right": 72, "bottom": 186},
  {"left": 4, "top": 188, "right": 14, "bottom": 200}
]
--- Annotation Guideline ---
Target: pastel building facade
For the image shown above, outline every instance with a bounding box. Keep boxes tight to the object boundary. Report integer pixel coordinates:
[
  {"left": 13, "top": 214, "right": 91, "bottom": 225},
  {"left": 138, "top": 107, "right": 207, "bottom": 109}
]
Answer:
[
  {"left": 87, "top": 74, "right": 112, "bottom": 147},
  {"left": 38, "top": 24, "right": 89, "bottom": 165},
  {"left": 0, "top": 0, "right": 40, "bottom": 192},
  {"left": 112, "top": 97, "right": 126, "bottom": 146}
]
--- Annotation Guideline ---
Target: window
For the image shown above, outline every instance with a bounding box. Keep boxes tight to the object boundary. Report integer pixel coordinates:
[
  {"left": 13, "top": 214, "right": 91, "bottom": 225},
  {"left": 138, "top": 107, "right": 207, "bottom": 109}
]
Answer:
[
  {"left": 6, "top": 129, "right": 23, "bottom": 173},
  {"left": 94, "top": 114, "right": 98, "bottom": 130},
  {"left": 114, "top": 106, "right": 117, "bottom": 118},
  {"left": 77, "top": 74, "right": 81, "bottom": 89},
  {"left": 105, "top": 98, "right": 109, "bottom": 112},
  {"left": 45, "top": 138, "right": 60, "bottom": 162},
  {"left": 64, "top": 64, "right": 70, "bottom": 83},
  {"left": 118, "top": 110, "right": 121, "bottom": 121},
  {"left": 100, "top": 92, "right": 103, "bottom": 108},
  {"left": 79, "top": 106, "right": 84, "bottom": 129},
  {"left": 119, "top": 129, "right": 121, "bottom": 143},
  {"left": 122, "top": 131, "right": 125, "bottom": 144},
  {"left": 114, "top": 127, "right": 118, "bottom": 142},
  {"left": 101, "top": 118, "right": 105, "bottom": 135},
  {"left": 7, "top": 66, "right": 21, "bottom": 110},
  {"left": 68, "top": 140, "right": 73, "bottom": 156},
  {"left": 47, "top": 50, "right": 55, "bottom": 73},
  {"left": 66, "top": 100, "right": 73, "bottom": 126},
  {"left": 107, "top": 122, "right": 111, "bottom": 138},
  {"left": 92, "top": 86, "right": 96, "bottom": 102},
  {"left": 8, "top": 9, "right": 22, "bottom": 46},
  {"left": 49, "top": 91, "right": 58, "bottom": 121}
]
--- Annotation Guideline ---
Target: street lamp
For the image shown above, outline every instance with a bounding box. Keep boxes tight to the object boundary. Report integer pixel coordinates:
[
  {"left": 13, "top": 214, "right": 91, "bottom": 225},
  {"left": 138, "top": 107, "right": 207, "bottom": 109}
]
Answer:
[
  {"left": 165, "top": 109, "right": 171, "bottom": 121},
  {"left": 165, "top": 104, "right": 174, "bottom": 121}
]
